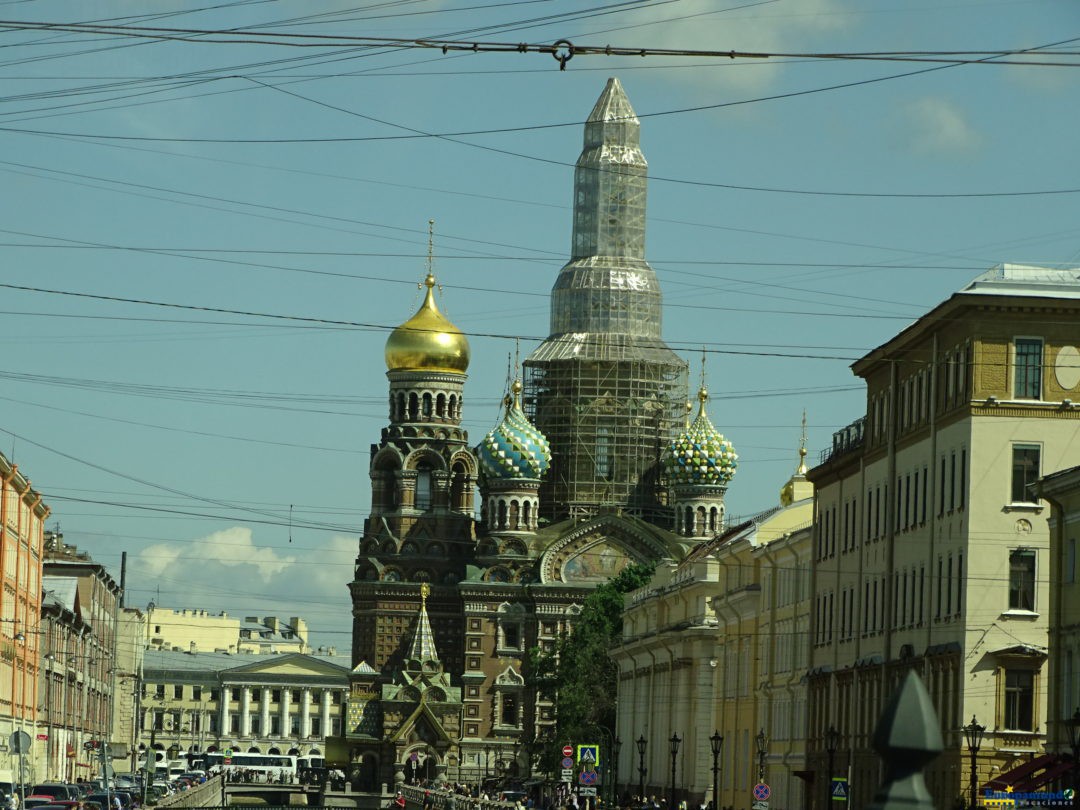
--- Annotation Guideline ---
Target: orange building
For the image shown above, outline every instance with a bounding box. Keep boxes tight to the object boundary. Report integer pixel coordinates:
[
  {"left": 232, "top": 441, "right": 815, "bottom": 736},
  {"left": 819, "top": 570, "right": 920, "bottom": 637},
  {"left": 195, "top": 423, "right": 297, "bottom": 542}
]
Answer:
[{"left": 0, "top": 450, "right": 49, "bottom": 783}]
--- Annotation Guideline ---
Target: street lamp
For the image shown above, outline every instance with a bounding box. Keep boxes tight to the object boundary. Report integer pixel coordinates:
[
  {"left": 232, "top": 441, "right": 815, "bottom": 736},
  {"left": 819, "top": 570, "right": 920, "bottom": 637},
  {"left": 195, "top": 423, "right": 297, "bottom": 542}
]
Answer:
[
  {"left": 1066, "top": 708, "right": 1080, "bottom": 810},
  {"left": 669, "top": 733, "right": 681, "bottom": 810},
  {"left": 755, "top": 729, "right": 768, "bottom": 785},
  {"left": 636, "top": 735, "right": 648, "bottom": 801},
  {"left": 485, "top": 745, "right": 494, "bottom": 779},
  {"left": 824, "top": 726, "right": 840, "bottom": 810},
  {"left": 962, "top": 715, "right": 985, "bottom": 810},
  {"left": 709, "top": 731, "right": 723, "bottom": 810}
]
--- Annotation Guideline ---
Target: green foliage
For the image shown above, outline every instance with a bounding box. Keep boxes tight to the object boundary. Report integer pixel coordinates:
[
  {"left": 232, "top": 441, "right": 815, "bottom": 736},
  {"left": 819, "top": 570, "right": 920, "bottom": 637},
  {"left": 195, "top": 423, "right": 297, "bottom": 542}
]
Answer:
[{"left": 526, "top": 562, "right": 655, "bottom": 773}]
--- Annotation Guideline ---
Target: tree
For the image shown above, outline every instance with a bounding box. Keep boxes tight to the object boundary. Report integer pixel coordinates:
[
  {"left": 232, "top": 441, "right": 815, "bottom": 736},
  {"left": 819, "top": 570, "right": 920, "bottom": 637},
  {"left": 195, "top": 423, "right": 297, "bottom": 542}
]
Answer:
[{"left": 527, "top": 563, "right": 655, "bottom": 773}]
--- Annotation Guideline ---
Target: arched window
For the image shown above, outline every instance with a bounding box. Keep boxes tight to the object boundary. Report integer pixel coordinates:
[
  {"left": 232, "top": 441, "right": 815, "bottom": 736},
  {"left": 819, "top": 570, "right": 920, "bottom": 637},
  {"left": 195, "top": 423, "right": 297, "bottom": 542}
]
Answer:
[
  {"left": 508, "top": 500, "right": 520, "bottom": 530},
  {"left": 422, "top": 393, "right": 433, "bottom": 418},
  {"left": 709, "top": 507, "right": 719, "bottom": 533},
  {"left": 436, "top": 394, "right": 446, "bottom": 418},
  {"left": 408, "top": 393, "right": 419, "bottom": 420},
  {"left": 451, "top": 461, "right": 469, "bottom": 512},
  {"left": 397, "top": 393, "right": 407, "bottom": 421},
  {"left": 449, "top": 394, "right": 458, "bottom": 420},
  {"left": 696, "top": 506, "right": 707, "bottom": 536},
  {"left": 497, "top": 500, "right": 508, "bottom": 529},
  {"left": 683, "top": 506, "right": 693, "bottom": 536},
  {"left": 522, "top": 501, "right": 532, "bottom": 530}
]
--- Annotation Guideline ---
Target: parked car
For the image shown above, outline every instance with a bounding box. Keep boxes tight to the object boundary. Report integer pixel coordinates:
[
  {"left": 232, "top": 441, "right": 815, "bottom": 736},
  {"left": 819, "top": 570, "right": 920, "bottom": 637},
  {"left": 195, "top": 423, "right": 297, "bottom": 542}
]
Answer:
[
  {"left": 24, "top": 797, "right": 63, "bottom": 809},
  {"left": 30, "top": 786, "right": 78, "bottom": 801}
]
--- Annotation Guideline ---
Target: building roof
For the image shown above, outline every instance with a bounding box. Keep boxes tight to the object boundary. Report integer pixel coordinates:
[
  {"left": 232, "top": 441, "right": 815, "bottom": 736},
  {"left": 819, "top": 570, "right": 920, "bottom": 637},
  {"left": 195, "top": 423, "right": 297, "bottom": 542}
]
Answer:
[
  {"left": 142, "top": 647, "right": 350, "bottom": 674},
  {"left": 960, "top": 263, "right": 1080, "bottom": 299},
  {"left": 42, "top": 576, "right": 79, "bottom": 612}
]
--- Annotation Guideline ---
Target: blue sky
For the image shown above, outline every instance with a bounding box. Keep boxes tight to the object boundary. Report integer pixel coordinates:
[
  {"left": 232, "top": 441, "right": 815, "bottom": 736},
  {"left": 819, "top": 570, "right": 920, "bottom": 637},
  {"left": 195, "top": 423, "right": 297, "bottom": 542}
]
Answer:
[{"left": 1, "top": 0, "right": 1077, "bottom": 648}]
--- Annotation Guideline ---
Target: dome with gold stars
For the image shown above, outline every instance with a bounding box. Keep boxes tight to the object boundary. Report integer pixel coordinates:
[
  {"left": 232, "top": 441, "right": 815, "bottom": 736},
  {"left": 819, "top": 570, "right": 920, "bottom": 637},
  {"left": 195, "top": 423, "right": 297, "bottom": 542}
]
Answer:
[
  {"left": 477, "top": 381, "right": 551, "bottom": 482},
  {"left": 385, "top": 273, "right": 470, "bottom": 374},
  {"left": 663, "top": 387, "right": 738, "bottom": 487}
]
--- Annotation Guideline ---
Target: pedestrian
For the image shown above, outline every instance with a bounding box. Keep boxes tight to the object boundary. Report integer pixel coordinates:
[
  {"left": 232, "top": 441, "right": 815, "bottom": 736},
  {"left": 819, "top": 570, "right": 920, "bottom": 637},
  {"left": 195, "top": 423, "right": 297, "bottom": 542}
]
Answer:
[{"left": 395, "top": 792, "right": 407, "bottom": 809}]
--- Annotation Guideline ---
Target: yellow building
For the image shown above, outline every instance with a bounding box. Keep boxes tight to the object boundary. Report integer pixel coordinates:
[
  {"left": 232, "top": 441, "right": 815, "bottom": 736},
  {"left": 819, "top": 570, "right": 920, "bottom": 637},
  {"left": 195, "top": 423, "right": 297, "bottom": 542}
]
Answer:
[
  {"left": 613, "top": 426, "right": 813, "bottom": 810},
  {"left": 806, "top": 264, "right": 1080, "bottom": 810},
  {"left": 0, "top": 451, "right": 49, "bottom": 785},
  {"left": 146, "top": 606, "right": 310, "bottom": 655},
  {"left": 1034, "top": 465, "right": 1080, "bottom": 771}
]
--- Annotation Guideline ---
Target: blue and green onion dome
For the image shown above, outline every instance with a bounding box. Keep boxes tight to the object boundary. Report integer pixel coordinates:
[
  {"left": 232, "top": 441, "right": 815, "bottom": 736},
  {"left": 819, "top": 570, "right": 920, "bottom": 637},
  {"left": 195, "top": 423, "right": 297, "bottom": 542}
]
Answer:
[
  {"left": 664, "top": 387, "right": 738, "bottom": 487},
  {"left": 477, "top": 381, "right": 551, "bottom": 482}
]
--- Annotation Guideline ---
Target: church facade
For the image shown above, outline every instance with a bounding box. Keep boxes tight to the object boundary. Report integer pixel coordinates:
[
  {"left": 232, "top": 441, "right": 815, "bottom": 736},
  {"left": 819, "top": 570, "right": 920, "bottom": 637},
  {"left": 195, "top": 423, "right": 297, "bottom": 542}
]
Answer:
[{"left": 333, "top": 78, "right": 736, "bottom": 792}]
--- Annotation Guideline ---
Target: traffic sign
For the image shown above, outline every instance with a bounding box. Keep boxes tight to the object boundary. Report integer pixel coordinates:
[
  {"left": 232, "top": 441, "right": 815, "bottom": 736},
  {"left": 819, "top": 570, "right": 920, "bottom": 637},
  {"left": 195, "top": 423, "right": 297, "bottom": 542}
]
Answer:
[
  {"left": 224, "top": 747, "right": 234, "bottom": 757},
  {"left": 577, "top": 744, "right": 600, "bottom": 766},
  {"left": 579, "top": 788, "right": 597, "bottom": 797},
  {"left": 562, "top": 745, "right": 574, "bottom": 758},
  {"left": 831, "top": 778, "right": 848, "bottom": 802},
  {"left": 579, "top": 770, "right": 598, "bottom": 786},
  {"left": 562, "top": 757, "right": 575, "bottom": 769},
  {"left": 10, "top": 732, "right": 31, "bottom": 754},
  {"left": 561, "top": 770, "right": 573, "bottom": 783},
  {"left": 83, "top": 740, "right": 99, "bottom": 751},
  {"left": 752, "top": 784, "right": 771, "bottom": 802}
]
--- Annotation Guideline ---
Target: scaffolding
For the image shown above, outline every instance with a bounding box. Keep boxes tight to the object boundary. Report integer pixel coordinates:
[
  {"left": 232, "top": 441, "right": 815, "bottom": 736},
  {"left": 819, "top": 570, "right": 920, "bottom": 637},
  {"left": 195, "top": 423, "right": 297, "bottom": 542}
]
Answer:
[
  {"left": 524, "top": 342, "right": 686, "bottom": 524},
  {"left": 524, "top": 76, "right": 688, "bottom": 525}
]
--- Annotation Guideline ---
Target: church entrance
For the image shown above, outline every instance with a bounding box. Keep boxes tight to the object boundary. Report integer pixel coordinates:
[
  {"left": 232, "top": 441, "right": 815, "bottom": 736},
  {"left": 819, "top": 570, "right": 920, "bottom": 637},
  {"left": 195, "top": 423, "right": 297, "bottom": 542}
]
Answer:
[{"left": 405, "top": 748, "right": 437, "bottom": 785}]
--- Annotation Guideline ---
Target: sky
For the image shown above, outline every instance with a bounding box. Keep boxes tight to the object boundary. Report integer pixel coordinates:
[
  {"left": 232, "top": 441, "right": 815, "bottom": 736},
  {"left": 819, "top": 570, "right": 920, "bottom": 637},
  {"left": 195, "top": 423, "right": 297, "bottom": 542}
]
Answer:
[{"left": 1, "top": 0, "right": 1078, "bottom": 650}]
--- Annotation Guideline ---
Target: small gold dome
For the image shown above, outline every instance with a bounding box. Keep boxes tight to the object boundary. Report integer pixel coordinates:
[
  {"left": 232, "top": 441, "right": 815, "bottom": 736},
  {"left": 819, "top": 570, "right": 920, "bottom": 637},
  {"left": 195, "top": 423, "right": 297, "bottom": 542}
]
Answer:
[{"left": 385, "top": 273, "right": 470, "bottom": 374}]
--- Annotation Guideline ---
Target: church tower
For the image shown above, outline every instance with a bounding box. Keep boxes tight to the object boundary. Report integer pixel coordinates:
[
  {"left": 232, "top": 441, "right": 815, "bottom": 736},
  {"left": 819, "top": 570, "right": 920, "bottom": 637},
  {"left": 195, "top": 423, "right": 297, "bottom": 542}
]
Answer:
[
  {"left": 524, "top": 77, "right": 687, "bottom": 524},
  {"left": 351, "top": 224, "right": 477, "bottom": 678}
]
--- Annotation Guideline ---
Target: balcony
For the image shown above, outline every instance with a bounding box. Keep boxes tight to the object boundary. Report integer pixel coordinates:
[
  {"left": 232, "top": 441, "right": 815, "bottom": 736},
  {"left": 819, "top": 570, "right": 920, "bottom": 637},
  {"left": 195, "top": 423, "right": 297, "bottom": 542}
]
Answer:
[{"left": 819, "top": 417, "right": 865, "bottom": 465}]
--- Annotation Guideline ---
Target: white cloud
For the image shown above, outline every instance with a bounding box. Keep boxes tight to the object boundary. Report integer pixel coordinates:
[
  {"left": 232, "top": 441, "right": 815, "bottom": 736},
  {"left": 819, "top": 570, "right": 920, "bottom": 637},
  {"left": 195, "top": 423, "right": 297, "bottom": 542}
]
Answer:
[
  {"left": 139, "top": 526, "right": 295, "bottom": 583},
  {"left": 899, "top": 96, "right": 981, "bottom": 155},
  {"left": 613, "top": 0, "right": 852, "bottom": 92}
]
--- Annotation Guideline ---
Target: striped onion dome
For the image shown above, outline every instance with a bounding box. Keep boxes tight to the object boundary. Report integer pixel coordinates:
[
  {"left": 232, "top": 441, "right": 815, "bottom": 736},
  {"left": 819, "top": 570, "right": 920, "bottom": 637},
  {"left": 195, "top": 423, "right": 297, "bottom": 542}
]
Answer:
[
  {"left": 477, "top": 381, "right": 551, "bottom": 482},
  {"left": 664, "top": 386, "right": 738, "bottom": 487}
]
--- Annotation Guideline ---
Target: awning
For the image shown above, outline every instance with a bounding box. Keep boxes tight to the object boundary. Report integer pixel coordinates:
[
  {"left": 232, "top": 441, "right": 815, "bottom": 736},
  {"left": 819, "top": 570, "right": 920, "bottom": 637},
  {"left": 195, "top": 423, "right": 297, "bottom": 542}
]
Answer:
[
  {"left": 1015, "top": 759, "right": 1074, "bottom": 792},
  {"left": 984, "top": 753, "right": 1061, "bottom": 791}
]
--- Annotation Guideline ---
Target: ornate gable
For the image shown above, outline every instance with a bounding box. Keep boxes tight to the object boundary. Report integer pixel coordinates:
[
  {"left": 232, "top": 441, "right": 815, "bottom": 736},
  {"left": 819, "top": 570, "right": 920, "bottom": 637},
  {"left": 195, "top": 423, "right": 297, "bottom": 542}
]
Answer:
[{"left": 538, "top": 514, "right": 678, "bottom": 584}]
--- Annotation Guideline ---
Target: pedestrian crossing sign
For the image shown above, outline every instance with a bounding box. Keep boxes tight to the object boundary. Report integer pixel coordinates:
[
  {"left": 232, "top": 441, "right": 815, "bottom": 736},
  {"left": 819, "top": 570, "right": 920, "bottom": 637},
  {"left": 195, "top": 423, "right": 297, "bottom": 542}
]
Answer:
[
  {"left": 577, "top": 745, "right": 600, "bottom": 766},
  {"left": 831, "top": 778, "right": 848, "bottom": 801}
]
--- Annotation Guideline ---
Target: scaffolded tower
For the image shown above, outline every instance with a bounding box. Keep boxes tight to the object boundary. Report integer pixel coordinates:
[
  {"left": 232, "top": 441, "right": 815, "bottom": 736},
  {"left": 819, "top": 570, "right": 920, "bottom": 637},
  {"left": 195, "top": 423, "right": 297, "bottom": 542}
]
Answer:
[{"left": 524, "top": 77, "right": 687, "bottom": 524}]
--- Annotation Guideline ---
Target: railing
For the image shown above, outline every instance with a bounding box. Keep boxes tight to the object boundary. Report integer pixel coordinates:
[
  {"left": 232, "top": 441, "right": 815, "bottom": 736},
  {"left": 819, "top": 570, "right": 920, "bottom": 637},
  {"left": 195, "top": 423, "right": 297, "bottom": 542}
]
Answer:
[
  {"left": 157, "top": 776, "right": 224, "bottom": 808},
  {"left": 819, "top": 416, "right": 866, "bottom": 464}
]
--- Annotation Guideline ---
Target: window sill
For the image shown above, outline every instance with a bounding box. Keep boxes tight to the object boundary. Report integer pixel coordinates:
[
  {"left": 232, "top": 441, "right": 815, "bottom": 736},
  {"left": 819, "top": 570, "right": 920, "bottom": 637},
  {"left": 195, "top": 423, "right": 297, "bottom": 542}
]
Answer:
[
  {"left": 1004, "top": 503, "right": 1043, "bottom": 514},
  {"left": 1001, "top": 609, "right": 1039, "bottom": 620}
]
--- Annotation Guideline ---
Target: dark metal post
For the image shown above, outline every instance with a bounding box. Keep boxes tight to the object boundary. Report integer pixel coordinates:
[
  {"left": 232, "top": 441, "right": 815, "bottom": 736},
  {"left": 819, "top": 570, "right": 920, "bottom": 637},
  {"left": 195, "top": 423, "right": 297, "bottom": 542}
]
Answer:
[
  {"left": 961, "top": 716, "right": 985, "bottom": 810},
  {"left": 637, "top": 735, "right": 647, "bottom": 801},
  {"left": 1067, "top": 709, "right": 1080, "bottom": 810},
  {"left": 709, "top": 731, "right": 723, "bottom": 810},
  {"left": 756, "top": 730, "right": 768, "bottom": 785},
  {"left": 613, "top": 737, "right": 622, "bottom": 807},
  {"left": 669, "top": 733, "right": 681, "bottom": 810},
  {"left": 825, "top": 726, "right": 840, "bottom": 810}
]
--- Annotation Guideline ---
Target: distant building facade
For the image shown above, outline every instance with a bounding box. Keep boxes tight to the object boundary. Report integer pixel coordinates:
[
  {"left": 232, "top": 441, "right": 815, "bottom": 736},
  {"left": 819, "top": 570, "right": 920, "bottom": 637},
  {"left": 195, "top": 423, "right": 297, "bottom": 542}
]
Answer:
[
  {"left": 145, "top": 606, "right": 310, "bottom": 655},
  {"left": 137, "top": 649, "right": 348, "bottom": 769},
  {"left": 806, "top": 265, "right": 1080, "bottom": 809}
]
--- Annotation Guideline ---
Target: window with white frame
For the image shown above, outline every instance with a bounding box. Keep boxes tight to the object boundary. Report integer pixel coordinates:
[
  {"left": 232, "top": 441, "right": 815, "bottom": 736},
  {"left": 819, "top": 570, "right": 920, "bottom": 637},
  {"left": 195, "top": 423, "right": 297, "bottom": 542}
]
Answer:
[
  {"left": 1003, "top": 668, "right": 1035, "bottom": 730},
  {"left": 1011, "top": 445, "right": 1041, "bottom": 504},
  {"left": 1008, "top": 549, "right": 1036, "bottom": 612}
]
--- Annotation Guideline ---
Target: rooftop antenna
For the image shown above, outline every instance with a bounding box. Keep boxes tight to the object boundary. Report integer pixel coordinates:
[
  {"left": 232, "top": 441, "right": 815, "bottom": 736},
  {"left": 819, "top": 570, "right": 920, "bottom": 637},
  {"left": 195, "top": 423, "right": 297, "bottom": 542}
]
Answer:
[
  {"left": 797, "top": 409, "right": 809, "bottom": 475},
  {"left": 288, "top": 504, "right": 294, "bottom": 543}
]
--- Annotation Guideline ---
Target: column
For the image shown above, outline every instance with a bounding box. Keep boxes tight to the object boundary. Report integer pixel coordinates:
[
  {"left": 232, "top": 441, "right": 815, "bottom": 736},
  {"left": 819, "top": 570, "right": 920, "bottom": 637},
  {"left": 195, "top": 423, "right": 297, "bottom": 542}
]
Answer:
[
  {"left": 300, "top": 688, "right": 311, "bottom": 739},
  {"left": 240, "top": 687, "right": 251, "bottom": 738},
  {"left": 260, "top": 688, "right": 271, "bottom": 742},
  {"left": 218, "top": 690, "right": 229, "bottom": 740},
  {"left": 280, "top": 688, "right": 291, "bottom": 742},
  {"left": 320, "top": 690, "right": 332, "bottom": 740}
]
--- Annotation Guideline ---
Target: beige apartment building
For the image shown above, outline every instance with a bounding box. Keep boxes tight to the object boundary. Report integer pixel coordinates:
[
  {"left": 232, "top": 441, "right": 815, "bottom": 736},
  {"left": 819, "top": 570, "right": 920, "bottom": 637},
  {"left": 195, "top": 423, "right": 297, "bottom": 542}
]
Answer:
[
  {"left": 1035, "top": 465, "right": 1080, "bottom": 768},
  {"left": 613, "top": 449, "right": 813, "bottom": 810},
  {"left": 145, "top": 606, "right": 310, "bottom": 655},
  {"left": 806, "top": 264, "right": 1080, "bottom": 810}
]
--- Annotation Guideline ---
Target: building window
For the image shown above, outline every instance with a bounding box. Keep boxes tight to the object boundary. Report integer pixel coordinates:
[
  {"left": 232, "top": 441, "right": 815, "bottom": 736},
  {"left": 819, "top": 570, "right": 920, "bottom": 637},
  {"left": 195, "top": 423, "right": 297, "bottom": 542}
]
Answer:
[
  {"left": 272, "top": 689, "right": 281, "bottom": 703},
  {"left": 250, "top": 717, "right": 261, "bottom": 735},
  {"left": 501, "top": 624, "right": 521, "bottom": 650},
  {"left": 501, "top": 694, "right": 519, "bottom": 727},
  {"left": 1003, "top": 669, "right": 1035, "bottom": 730},
  {"left": 1014, "top": 338, "right": 1043, "bottom": 399},
  {"left": 1011, "top": 445, "right": 1041, "bottom": 503},
  {"left": 210, "top": 689, "right": 220, "bottom": 702},
  {"left": 229, "top": 714, "right": 239, "bottom": 734},
  {"left": 1009, "top": 549, "right": 1036, "bottom": 611},
  {"left": 193, "top": 686, "right": 201, "bottom": 700},
  {"left": 174, "top": 684, "right": 183, "bottom": 699},
  {"left": 155, "top": 684, "right": 165, "bottom": 699},
  {"left": 231, "top": 688, "right": 241, "bottom": 702}
]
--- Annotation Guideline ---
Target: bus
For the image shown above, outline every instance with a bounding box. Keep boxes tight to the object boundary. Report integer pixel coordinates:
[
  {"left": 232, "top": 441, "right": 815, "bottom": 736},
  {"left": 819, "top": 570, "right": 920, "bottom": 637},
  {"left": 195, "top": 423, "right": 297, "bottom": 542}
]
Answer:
[{"left": 205, "top": 753, "right": 297, "bottom": 782}]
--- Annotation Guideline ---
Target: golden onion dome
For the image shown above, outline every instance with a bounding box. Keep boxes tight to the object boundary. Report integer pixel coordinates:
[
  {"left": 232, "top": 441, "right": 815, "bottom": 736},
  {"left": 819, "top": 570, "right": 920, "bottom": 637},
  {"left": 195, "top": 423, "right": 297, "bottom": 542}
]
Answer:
[{"left": 385, "top": 273, "right": 470, "bottom": 374}]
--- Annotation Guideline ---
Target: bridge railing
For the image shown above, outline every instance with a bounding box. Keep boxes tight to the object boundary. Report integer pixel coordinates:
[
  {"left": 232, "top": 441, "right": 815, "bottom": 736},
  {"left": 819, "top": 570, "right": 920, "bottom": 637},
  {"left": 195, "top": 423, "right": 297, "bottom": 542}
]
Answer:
[{"left": 157, "top": 776, "right": 225, "bottom": 809}]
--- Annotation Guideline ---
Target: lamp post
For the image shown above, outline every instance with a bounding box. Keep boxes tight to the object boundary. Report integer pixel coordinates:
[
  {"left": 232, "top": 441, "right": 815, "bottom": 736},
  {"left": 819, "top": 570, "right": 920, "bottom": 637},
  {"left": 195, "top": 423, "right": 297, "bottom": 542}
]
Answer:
[
  {"left": 669, "top": 733, "right": 681, "bottom": 810},
  {"left": 1066, "top": 708, "right": 1080, "bottom": 810},
  {"left": 824, "top": 726, "right": 840, "bottom": 810},
  {"left": 709, "top": 731, "right": 723, "bottom": 810},
  {"left": 962, "top": 715, "right": 985, "bottom": 810},
  {"left": 755, "top": 730, "right": 768, "bottom": 785},
  {"left": 636, "top": 735, "right": 647, "bottom": 802}
]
